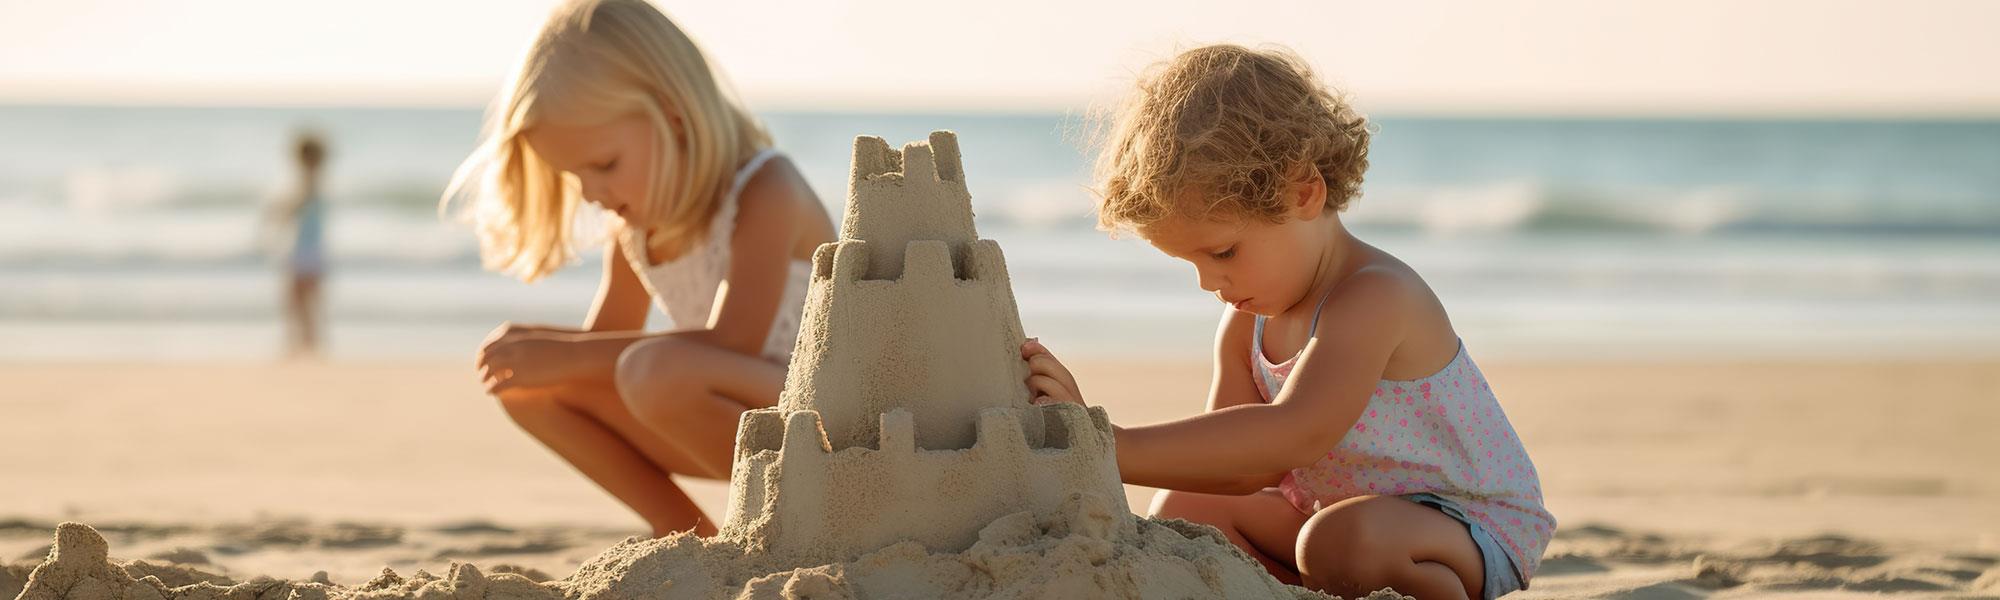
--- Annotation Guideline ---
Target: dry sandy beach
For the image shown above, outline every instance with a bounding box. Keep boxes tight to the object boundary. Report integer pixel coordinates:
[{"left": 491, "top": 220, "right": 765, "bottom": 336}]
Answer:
[{"left": 3, "top": 358, "right": 1997, "bottom": 598}]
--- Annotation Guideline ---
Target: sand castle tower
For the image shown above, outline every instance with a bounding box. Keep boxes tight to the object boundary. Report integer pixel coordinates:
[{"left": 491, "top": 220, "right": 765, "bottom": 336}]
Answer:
[{"left": 718, "top": 131, "right": 1130, "bottom": 564}]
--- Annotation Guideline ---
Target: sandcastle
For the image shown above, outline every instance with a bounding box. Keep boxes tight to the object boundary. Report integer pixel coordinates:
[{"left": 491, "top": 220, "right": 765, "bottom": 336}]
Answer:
[
  {"left": 717, "top": 130, "right": 1129, "bottom": 564},
  {"left": 12, "top": 132, "right": 1383, "bottom": 600}
]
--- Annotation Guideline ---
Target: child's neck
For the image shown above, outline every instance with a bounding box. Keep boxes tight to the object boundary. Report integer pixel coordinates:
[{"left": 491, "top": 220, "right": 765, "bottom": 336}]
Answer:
[{"left": 1283, "top": 216, "right": 1361, "bottom": 323}]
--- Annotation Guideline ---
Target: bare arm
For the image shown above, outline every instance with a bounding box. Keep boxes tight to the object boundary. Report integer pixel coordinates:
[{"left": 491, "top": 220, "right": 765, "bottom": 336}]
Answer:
[
  {"left": 689, "top": 157, "right": 804, "bottom": 356},
  {"left": 484, "top": 240, "right": 656, "bottom": 388},
  {"left": 1207, "top": 307, "right": 1266, "bottom": 412},
  {"left": 561, "top": 239, "right": 658, "bottom": 380},
  {"left": 585, "top": 238, "right": 652, "bottom": 332},
  {"left": 1118, "top": 307, "right": 1288, "bottom": 494},
  {"left": 498, "top": 240, "right": 650, "bottom": 338},
  {"left": 1114, "top": 270, "right": 1409, "bottom": 481},
  {"left": 518, "top": 161, "right": 806, "bottom": 391}
]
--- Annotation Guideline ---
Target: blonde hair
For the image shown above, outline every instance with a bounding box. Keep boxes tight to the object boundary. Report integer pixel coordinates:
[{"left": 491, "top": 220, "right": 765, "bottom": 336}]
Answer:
[
  {"left": 443, "top": 0, "right": 770, "bottom": 281},
  {"left": 1094, "top": 44, "right": 1371, "bottom": 233}
]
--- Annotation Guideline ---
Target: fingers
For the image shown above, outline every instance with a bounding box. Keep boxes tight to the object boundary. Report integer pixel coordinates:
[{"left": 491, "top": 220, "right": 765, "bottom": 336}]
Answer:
[
  {"left": 1025, "top": 353, "right": 1079, "bottom": 398},
  {"left": 478, "top": 322, "right": 530, "bottom": 392},
  {"left": 476, "top": 323, "right": 515, "bottom": 369},
  {"left": 1027, "top": 374, "right": 1079, "bottom": 406},
  {"left": 1020, "top": 336, "right": 1084, "bottom": 406},
  {"left": 1021, "top": 338, "right": 1080, "bottom": 396},
  {"left": 480, "top": 364, "right": 516, "bottom": 394},
  {"left": 477, "top": 333, "right": 528, "bottom": 374},
  {"left": 475, "top": 344, "right": 505, "bottom": 373},
  {"left": 1021, "top": 337, "right": 1050, "bottom": 359}
]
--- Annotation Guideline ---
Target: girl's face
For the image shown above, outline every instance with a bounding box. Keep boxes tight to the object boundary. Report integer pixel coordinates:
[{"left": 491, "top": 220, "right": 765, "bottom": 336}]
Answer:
[
  {"left": 1136, "top": 179, "right": 1333, "bottom": 317},
  {"left": 523, "top": 113, "right": 659, "bottom": 224}
]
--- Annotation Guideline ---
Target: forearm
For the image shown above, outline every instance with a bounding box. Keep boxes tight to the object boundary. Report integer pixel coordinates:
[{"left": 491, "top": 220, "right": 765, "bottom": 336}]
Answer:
[
  {"left": 555, "top": 328, "right": 740, "bottom": 385},
  {"left": 547, "top": 331, "right": 650, "bottom": 385},
  {"left": 520, "top": 323, "right": 586, "bottom": 334},
  {"left": 1120, "top": 452, "right": 1286, "bottom": 495},
  {"left": 1114, "top": 404, "right": 1335, "bottom": 483}
]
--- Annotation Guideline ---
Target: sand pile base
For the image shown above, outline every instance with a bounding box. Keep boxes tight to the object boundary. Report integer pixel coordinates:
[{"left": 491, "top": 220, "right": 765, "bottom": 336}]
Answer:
[{"left": 11, "top": 494, "right": 1405, "bottom": 600}]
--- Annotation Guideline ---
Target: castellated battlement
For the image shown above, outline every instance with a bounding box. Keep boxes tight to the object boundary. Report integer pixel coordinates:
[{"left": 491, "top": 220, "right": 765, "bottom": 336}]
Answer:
[
  {"left": 811, "top": 236, "right": 1007, "bottom": 287},
  {"left": 721, "top": 403, "right": 1127, "bottom": 563},
  {"left": 836, "top": 131, "right": 979, "bottom": 282}
]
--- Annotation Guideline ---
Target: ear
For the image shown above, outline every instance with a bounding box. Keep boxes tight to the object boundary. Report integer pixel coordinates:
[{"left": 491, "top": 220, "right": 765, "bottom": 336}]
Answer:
[
  {"left": 665, "top": 112, "right": 689, "bottom": 148},
  {"left": 1289, "top": 163, "right": 1328, "bottom": 221}
]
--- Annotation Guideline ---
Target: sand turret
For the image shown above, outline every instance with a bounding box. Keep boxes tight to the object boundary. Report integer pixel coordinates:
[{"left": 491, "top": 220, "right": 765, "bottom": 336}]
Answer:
[{"left": 778, "top": 131, "right": 1031, "bottom": 451}]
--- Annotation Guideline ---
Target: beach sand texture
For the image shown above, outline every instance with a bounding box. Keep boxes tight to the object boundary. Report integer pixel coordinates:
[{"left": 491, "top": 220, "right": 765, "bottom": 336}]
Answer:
[{"left": 2, "top": 360, "right": 1996, "bottom": 598}]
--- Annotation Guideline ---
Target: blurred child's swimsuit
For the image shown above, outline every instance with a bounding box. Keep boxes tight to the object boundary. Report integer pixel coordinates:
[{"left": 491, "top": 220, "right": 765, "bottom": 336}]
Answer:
[
  {"left": 1250, "top": 290, "right": 1555, "bottom": 598},
  {"left": 289, "top": 193, "right": 325, "bottom": 276},
  {"left": 616, "top": 149, "right": 809, "bottom": 364}
]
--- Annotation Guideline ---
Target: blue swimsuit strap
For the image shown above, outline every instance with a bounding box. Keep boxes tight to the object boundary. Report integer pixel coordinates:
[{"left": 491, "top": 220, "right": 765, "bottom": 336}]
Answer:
[{"left": 1253, "top": 282, "right": 1342, "bottom": 361}]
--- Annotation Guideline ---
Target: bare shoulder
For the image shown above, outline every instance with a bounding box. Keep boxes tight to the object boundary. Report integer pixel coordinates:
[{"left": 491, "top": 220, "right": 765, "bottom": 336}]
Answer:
[
  {"left": 1213, "top": 304, "right": 1258, "bottom": 363},
  {"left": 734, "top": 154, "right": 833, "bottom": 257},
  {"left": 736, "top": 154, "right": 819, "bottom": 215},
  {"left": 1318, "top": 248, "right": 1458, "bottom": 378},
  {"left": 1320, "top": 261, "right": 1423, "bottom": 324}
]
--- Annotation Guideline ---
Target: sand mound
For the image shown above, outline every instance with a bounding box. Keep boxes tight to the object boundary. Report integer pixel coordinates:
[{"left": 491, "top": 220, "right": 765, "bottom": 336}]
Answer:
[{"left": 16, "top": 500, "right": 1404, "bottom": 599}]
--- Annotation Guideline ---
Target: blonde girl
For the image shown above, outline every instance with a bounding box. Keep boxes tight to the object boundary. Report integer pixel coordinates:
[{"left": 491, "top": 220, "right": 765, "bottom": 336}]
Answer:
[{"left": 443, "top": 0, "right": 834, "bottom": 537}]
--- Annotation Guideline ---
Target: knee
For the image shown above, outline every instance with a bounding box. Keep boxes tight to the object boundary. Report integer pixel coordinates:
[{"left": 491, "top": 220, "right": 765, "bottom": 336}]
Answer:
[
  {"left": 1148, "top": 490, "right": 1231, "bottom": 528},
  {"left": 1296, "top": 497, "right": 1397, "bottom": 594},
  {"left": 616, "top": 337, "right": 702, "bottom": 420},
  {"left": 493, "top": 387, "right": 559, "bottom": 424}
]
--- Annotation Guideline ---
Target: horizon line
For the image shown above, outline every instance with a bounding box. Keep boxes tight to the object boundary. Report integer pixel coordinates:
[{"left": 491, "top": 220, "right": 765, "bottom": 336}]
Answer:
[{"left": 5, "top": 86, "right": 2000, "bottom": 121}]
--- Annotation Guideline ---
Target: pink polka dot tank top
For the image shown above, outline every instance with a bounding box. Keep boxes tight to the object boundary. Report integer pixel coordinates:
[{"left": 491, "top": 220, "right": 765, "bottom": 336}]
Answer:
[{"left": 1250, "top": 302, "right": 1556, "bottom": 580}]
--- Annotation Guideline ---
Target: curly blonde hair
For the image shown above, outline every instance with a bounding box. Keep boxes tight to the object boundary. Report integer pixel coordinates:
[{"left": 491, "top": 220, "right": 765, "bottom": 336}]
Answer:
[{"left": 1095, "top": 44, "right": 1371, "bottom": 232}]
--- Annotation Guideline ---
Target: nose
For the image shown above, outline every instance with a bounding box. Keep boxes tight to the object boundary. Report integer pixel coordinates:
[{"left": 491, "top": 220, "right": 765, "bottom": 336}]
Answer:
[
  {"left": 1194, "top": 265, "right": 1225, "bottom": 294},
  {"left": 578, "top": 176, "right": 615, "bottom": 210}
]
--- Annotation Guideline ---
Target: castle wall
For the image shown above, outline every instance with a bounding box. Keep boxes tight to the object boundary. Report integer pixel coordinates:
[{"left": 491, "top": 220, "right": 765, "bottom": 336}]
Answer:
[{"left": 721, "top": 404, "right": 1128, "bottom": 564}]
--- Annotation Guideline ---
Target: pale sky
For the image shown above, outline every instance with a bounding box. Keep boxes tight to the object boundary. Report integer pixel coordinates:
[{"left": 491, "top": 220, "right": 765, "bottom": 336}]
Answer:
[{"left": 3, "top": 0, "right": 1998, "bottom": 115}]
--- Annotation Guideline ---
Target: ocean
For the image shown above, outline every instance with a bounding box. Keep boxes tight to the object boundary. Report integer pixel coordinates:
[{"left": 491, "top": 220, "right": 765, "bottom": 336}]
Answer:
[{"left": 2, "top": 105, "right": 1996, "bottom": 361}]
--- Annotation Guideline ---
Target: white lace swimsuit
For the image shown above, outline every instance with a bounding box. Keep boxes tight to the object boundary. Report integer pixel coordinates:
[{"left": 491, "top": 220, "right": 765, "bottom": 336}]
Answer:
[{"left": 614, "top": 149, "right": 811, "bottom": 364}]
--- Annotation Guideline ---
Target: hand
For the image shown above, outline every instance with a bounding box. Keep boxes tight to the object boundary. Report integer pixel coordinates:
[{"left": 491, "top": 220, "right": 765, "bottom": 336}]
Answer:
[
  {"left": 476, "top": 322, "right": 578, "bottom": 394},
  {"left": 1021, "top": 337, "right": 1085, "bottom": 407}
]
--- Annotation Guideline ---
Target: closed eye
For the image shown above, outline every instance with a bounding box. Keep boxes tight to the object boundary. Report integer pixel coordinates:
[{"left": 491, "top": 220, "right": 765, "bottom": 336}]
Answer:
[{"left": 1211, "top": 246, "right": 1236, "bottom": 260}]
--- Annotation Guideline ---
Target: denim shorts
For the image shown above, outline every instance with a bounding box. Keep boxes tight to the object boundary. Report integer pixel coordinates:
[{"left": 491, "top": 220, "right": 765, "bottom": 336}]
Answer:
[{"left": 1404, "top": 493, "right": 1524, "bottom": 599}]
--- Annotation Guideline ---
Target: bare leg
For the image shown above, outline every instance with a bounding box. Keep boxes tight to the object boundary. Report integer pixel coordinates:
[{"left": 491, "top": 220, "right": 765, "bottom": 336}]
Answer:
[
  {"left": 284, "top": 275, "right": 315, "bottom": 358},
  {"left": 494, "top": 336, "right": 784, "bottom": 537},
  {"left": 495, "top": 385, "right": 716, "bottom": 536},
  {"left": 1296, "top": 495, "right": 1486, "bottom": 600},
  {"left": 614, "top": 337, "right": 785, "bottom": 480},
  {"left": 295, "top": 274, "right": 321, "bottom": 356},
  {"left": 1149, "top": 488, "right": 1310, "bottom": 585}
]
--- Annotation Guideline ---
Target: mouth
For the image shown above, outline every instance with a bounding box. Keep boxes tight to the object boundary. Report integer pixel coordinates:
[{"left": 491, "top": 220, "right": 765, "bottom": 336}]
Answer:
[{"left": 1228, "top": 297, "right": 1253, "bottom": 310}]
